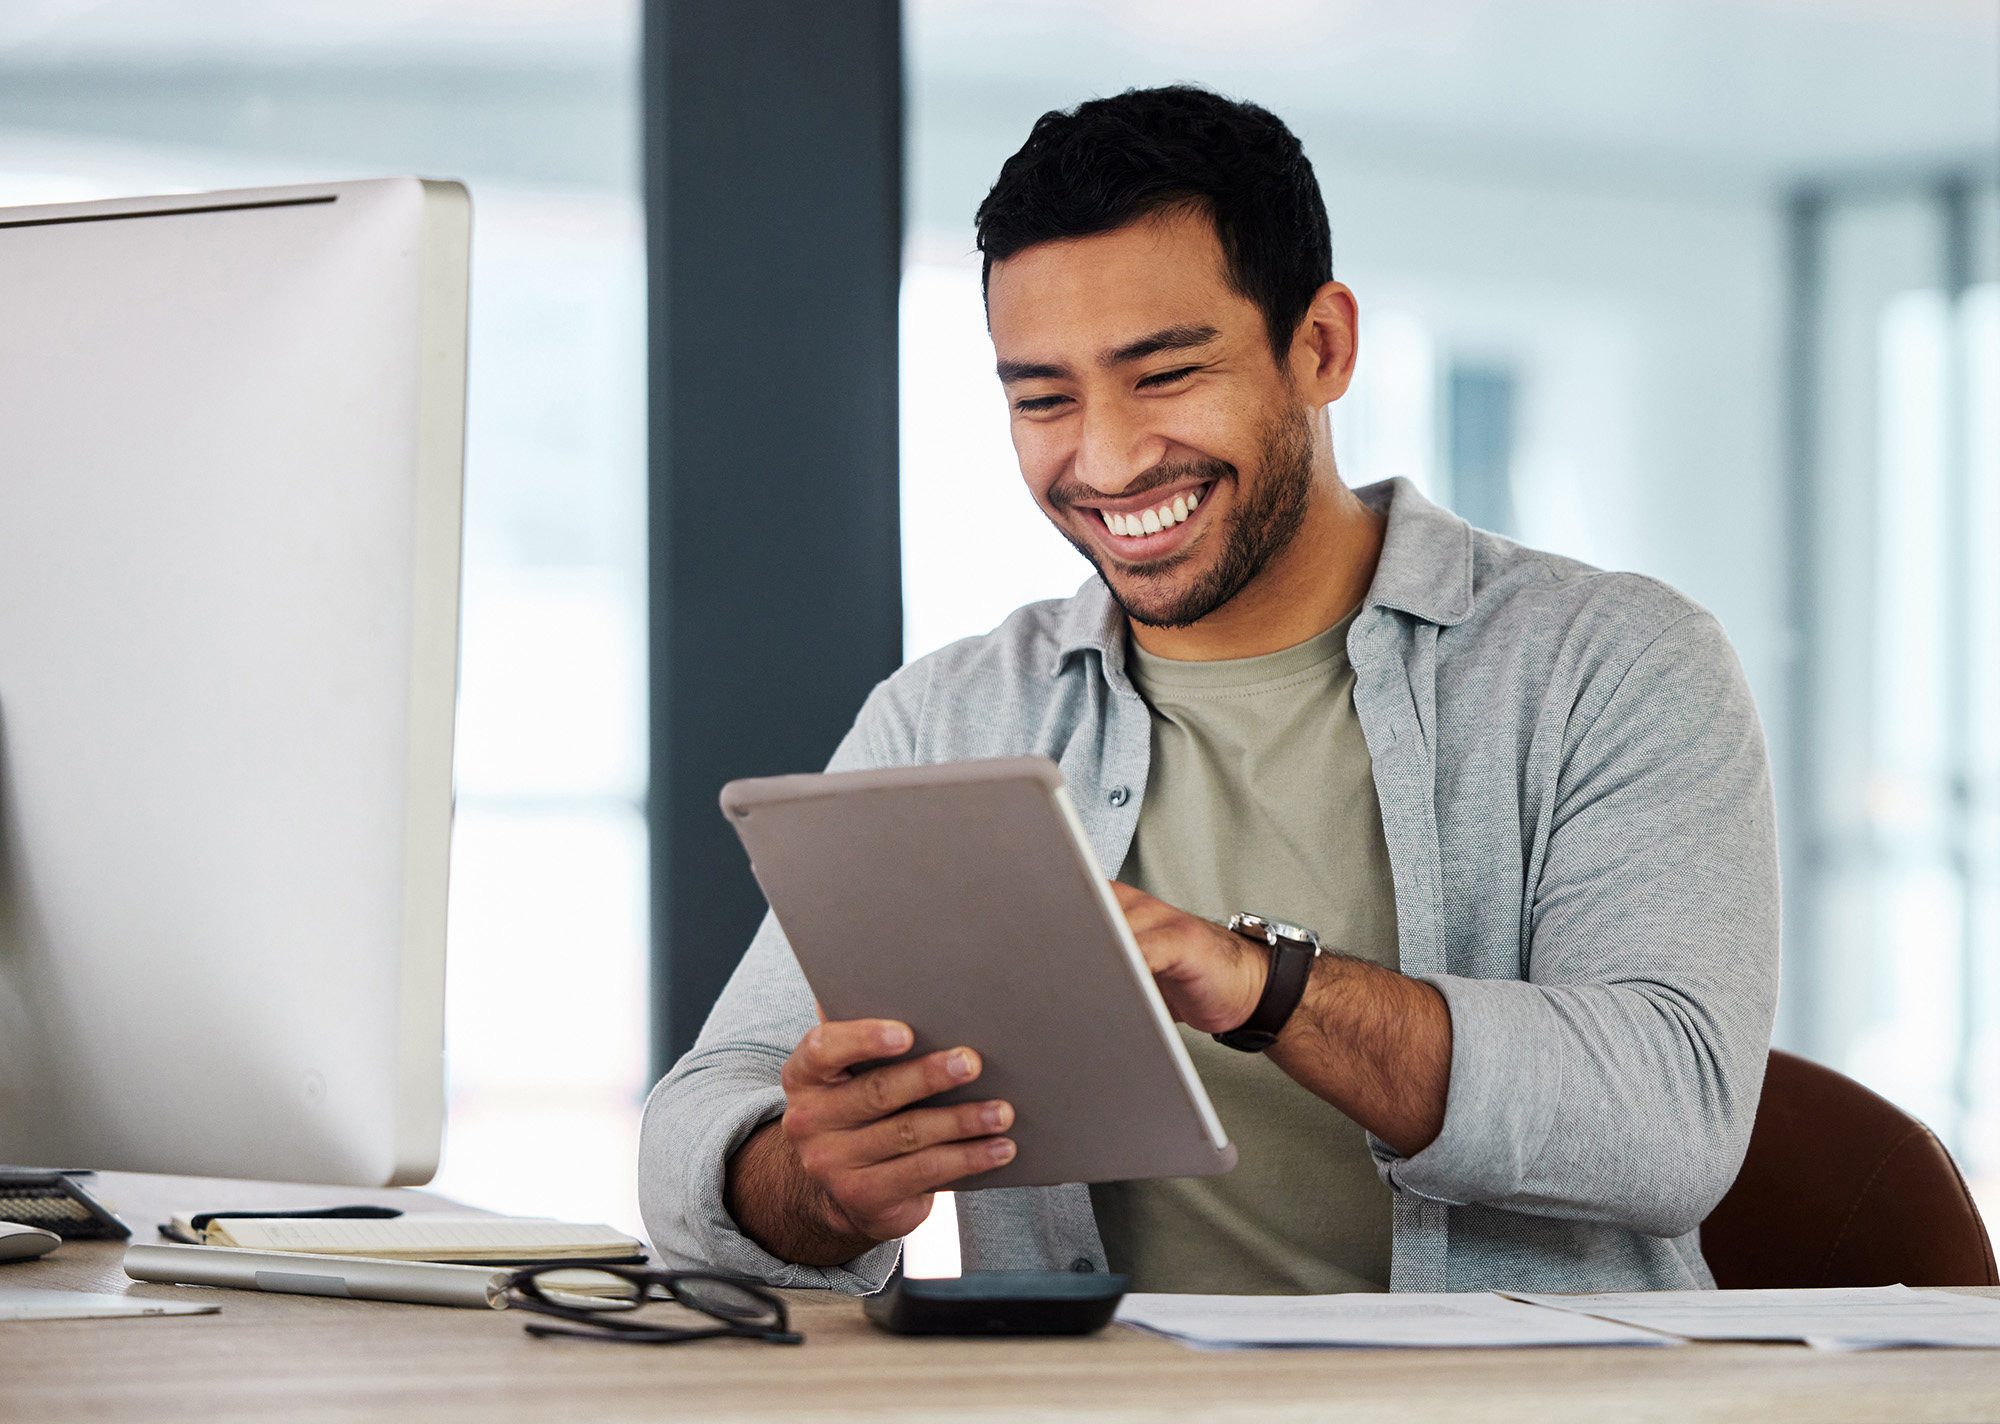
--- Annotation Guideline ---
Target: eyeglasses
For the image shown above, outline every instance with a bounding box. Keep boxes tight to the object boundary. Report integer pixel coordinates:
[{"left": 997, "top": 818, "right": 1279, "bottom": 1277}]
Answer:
[{"left": 503, "top": 1265, "right": 803, "bottom": 1346}]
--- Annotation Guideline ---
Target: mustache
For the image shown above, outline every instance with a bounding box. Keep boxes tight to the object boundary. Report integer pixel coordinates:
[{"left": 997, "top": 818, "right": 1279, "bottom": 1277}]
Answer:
[{"left": 1046, "top": 457, "right": 1235, "bottom": 512}]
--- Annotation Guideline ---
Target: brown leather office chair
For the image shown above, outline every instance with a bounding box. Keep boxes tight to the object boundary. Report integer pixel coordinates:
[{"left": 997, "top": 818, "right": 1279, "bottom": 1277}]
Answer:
[{"left": 1701, "top": 1049, "right": 1998, "bottom": 1288}]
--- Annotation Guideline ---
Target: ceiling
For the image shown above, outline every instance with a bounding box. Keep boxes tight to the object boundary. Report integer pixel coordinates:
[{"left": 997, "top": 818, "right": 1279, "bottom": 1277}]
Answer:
[
  {"left": 0, "top": 0, "right": 1991, "bottom": 191},
  {"left": 0, "top": 0, "right": 634, "bottom": 63},
  {"left": 911, "top": 0, "right": 1999, "bottom": 189}
]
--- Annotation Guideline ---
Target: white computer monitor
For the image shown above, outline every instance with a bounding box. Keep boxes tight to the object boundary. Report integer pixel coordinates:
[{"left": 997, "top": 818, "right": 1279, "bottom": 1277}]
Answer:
[{"left": 0, "top": 177, "right": 469, "bottom": 1186}]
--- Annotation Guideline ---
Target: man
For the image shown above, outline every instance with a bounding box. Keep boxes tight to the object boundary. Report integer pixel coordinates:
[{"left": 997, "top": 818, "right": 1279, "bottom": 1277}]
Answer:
[{"left": 640, "top": 86, "right": 1779, "bottom": 1294}]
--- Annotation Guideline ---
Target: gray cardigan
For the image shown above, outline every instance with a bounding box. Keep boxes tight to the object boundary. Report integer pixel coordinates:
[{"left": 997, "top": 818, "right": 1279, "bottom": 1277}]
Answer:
[{"left": 639, "top": 478, "right": 1781, "bottom": 1294}]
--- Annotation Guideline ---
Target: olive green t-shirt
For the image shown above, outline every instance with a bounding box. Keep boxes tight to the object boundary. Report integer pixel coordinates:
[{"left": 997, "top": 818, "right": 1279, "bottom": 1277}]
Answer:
[{"left": 1090, "top": 609, "right": 1401, "bottom": 1294}]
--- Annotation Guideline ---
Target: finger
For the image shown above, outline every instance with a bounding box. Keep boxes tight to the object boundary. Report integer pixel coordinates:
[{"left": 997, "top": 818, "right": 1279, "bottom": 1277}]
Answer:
[
  {"left": 811, "top": 1047, "right": 983, "bottom": 1131},
  {"left": 1110, "top": 883, "right": 1191, "bottom": 940},
  {"left": 1109, "top": 880, "right": 1152, "bottom": 911},
  {"left": 785, "top": 1019, "right": 913, "bottom": 1087},
  {"left": 1129, "top": 906, "right": 1231, "bottom": 973},
  {"left": 843, "top": 1099, "right": 1015, "bottom": 1169},
  {"left": 834, "top": 1136, "right": 1019, "bottom": 1225},
  {"left": 839, "top": 1193, "right": 936, "bottom": 1245},
  {"left": 1125, "top": 914, "right": 1190, "bottom": 972}
]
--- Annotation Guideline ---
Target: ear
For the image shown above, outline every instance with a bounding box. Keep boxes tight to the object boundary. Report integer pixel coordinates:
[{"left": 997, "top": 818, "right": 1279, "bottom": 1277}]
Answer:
[{"left": 1287, "top": 280, "right": 1359, "bottom": 406}]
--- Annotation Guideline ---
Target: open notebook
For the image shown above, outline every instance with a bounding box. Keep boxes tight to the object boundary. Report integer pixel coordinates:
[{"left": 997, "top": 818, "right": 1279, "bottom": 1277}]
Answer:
[{"left": 168, "top": 1214, "right": 645, "bottom": 1264}]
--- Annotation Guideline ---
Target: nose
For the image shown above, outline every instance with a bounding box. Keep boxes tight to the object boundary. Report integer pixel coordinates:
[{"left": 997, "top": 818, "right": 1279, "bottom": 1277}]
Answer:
[{"left": 1071, "top": 399, "right": 1167, "bottom": 496}]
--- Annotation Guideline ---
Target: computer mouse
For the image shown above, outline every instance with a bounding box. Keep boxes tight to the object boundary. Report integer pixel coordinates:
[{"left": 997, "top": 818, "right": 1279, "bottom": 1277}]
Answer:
[{"left": 0, "top": 1221, "right": 61, "bottom": 1262}]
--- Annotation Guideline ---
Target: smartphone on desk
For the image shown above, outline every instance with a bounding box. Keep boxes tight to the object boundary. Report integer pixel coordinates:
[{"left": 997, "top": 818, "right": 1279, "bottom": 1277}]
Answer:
[{"left": 863, "top": 1270, "right": 1128, "bottom": 1337}]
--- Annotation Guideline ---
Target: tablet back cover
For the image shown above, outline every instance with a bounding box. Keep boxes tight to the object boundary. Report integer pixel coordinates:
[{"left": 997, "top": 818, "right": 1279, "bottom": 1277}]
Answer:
[{"left": 721, "top": 757, "right": 1235, "bottom": 1191}]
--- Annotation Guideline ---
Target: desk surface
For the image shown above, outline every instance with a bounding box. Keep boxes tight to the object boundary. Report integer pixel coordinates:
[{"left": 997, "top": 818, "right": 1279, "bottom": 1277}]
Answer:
[{"left": 3, "top": 1172, "right": 1999, "bottom": 1423}]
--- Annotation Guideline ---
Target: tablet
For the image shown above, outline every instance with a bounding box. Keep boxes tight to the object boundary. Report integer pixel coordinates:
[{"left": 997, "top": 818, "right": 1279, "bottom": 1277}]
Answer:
[{"left": 720, "top": 756, "right": 1236, "bottom": 1191}]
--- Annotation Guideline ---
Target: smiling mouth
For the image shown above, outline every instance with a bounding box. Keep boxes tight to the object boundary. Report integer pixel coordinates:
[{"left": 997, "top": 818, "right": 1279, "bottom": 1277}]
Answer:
[{"left": 1094, "top": 483, "right": 1208, "bottom": 540}]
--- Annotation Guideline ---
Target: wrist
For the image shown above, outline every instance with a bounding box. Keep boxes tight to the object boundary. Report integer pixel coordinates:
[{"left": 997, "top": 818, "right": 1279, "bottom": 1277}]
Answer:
[
  {"left": 1229, "top": 925, "right": 1269, "bottom": 1025},
  {"left": 779, "top": 1131, "right": 877, "bottom": 1253},
  {"left": 807, "top": 1174, "right": 866, "bottom": 1245},
  {"left": 1213, "top": 913, "right": 1321, "bottom": 1053},
  {"left": 729, "top": 1120, "right": 875, "bottom": 1265}
]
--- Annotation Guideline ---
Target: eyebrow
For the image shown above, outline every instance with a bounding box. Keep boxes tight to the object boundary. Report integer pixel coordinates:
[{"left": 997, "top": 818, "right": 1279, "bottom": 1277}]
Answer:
[
  {"left": 1105, "top": 322, "right": 1220, "bottom": 366},
  {"left": 995, "top": 322, "right": 1222, "bottom": 384}
]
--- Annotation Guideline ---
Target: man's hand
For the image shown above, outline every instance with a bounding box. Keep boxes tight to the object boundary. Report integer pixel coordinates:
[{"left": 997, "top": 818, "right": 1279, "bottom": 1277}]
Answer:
[
  {"left": 1110, "top": 881, "right": 1266, "bottom": 1032},
  {"left": 1111, "top": 880, "right": 1452, "bottom": 1157},
  {"left": 724, "top": 1019, "right": 1016, "bottom": 1267}
]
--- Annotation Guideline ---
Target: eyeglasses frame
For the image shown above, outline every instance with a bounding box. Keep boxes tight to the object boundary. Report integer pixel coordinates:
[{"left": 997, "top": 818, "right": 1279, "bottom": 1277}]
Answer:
[{"left": 503, "top": 1264, "right": 804, "bottom": 1346}]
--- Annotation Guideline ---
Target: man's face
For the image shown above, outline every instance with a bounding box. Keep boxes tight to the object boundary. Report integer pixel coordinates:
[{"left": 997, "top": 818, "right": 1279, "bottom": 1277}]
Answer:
[{"left": 986, "top": 208, "right": 1328, "bottom": 629}]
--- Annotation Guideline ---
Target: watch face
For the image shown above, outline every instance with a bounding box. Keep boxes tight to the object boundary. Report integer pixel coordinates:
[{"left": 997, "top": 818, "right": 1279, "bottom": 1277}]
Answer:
[{"left": 1231, "top": 912, "right": 1320, "bottom": 950}]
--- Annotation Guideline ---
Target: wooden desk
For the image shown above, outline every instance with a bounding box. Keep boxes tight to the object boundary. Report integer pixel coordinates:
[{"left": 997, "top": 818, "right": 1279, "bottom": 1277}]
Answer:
[{"left": 4, "top": 1172, "right": 1999, "bottom": 1422}]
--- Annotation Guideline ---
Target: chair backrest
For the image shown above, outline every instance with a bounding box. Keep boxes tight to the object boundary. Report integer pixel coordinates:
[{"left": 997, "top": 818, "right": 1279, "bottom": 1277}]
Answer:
[{"left": 1701, "top": 1049, "right": 1998, "bottom": 1289}]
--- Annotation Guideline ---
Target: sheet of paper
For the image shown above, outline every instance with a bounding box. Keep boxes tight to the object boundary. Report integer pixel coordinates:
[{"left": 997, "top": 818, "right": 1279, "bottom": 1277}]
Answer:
[
  {"left": 1507, "top": 1286, "right": 2000, "bottom": 1350},
  {"left": 1115, "top": 1292, "right": 1674, "bottom": 1350},
  {"left": 0, "top": 1288, "right": 219, "bottom": 1322}
]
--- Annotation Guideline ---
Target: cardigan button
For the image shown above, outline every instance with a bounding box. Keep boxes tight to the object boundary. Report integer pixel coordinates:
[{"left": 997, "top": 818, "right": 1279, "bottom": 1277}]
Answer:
[{"left": 1107, "top": 786, "right": 1130, "bottom": 808}]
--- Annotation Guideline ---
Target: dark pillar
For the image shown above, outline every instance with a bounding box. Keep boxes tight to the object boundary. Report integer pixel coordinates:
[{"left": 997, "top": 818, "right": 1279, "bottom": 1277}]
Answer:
[{"left": 644, "top": 0, "right": 903, "bottom": 1077}]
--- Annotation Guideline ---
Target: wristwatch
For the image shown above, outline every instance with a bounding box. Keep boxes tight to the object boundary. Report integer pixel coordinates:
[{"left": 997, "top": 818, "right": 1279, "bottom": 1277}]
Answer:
[{"left": 1212, "top": 912, "right": 1322, "bottom": 1053}]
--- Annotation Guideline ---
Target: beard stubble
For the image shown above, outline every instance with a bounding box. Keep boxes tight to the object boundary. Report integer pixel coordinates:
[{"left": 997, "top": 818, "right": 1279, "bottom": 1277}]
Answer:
[{"left": 1046, "top": 401, "right": 1318, "bottom": 630}]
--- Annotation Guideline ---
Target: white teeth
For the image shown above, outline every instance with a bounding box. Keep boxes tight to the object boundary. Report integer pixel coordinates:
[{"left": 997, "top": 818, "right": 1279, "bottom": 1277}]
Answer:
[{"left": 1104, "top": 497, "right": 1202, "bottom": 538}]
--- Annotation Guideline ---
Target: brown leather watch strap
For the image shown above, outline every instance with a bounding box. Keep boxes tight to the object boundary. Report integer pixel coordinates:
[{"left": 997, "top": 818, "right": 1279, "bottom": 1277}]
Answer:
[{"left": 1213, "top": 914, "right": 1320, "bottom": 1053}]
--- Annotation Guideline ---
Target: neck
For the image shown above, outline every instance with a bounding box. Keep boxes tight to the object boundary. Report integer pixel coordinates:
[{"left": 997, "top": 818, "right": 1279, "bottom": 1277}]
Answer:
[{"left": 1128, "top": 457, "right": 1385, "bottom": 663}]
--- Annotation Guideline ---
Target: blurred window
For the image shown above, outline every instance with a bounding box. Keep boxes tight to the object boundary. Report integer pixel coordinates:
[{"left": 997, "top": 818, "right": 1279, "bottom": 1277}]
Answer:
[
  {"left": 901, "top": 0, "right": 2000, "bottom": 1261},
  {"left": 0, "top": 0, "right": 650, "bottom": 1236},
  {"left": 1445, "top": 364, "right": 1520, "bottom": 541},
  {"left": 1846, "top": 281, "right": 2000, "bottom": 1166}
]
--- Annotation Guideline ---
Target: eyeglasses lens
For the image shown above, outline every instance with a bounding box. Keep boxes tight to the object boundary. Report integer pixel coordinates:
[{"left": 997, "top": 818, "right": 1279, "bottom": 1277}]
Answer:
[{"left": 532, "top": 1269, "right": 644, "bottom": 1311}]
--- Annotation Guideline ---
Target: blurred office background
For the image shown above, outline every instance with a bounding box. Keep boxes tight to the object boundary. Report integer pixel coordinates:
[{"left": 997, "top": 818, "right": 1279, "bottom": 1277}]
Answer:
[
  {"left": 0, "top": 0, "right": 652, "bottom": 1234},
  {"left": 899, "top": 0, "right": 2000, "bottom": 1266},
  {"left": 1, "top": 0, "right": 1994, "bottom": 1262}
]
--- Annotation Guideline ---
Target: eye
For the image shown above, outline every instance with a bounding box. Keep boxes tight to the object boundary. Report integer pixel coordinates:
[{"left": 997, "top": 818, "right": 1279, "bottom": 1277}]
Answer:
[
  {"left": 1014, "top": 394, "right": 1070, "bottom": 414},
  {"left": 1137, "top": 365, "right": 1200, "bottom": 390}
]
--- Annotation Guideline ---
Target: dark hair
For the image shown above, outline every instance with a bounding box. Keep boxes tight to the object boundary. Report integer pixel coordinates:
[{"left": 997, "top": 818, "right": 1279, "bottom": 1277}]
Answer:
[{"left": 974, "top": 85, "right": 1332, "bottom": 361}]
